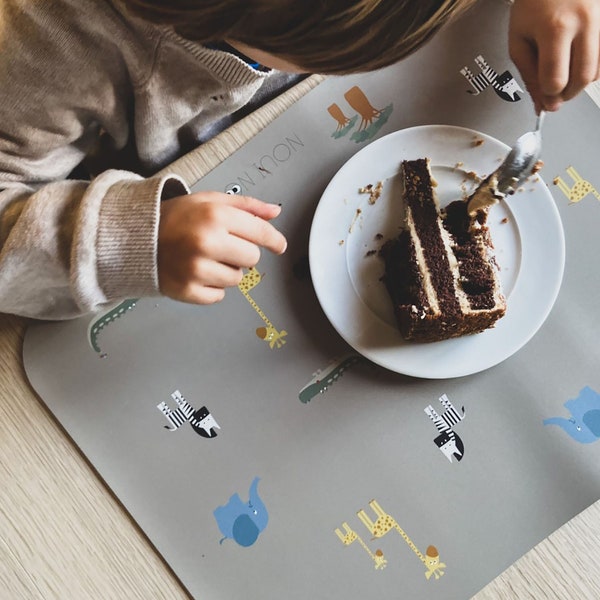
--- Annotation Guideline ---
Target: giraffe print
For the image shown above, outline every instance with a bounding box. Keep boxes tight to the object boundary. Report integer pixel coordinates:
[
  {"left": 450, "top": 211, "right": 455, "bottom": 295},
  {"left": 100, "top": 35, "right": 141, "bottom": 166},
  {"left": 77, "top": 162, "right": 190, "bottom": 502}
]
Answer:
[
  {"left": 554, "top": 167, "right": 600, "bottom": 204},
  {"left": 238, "top": 268, "right": 287, "bottom": 349},
  {"left": 336, "top": 499, "right": 446, "bottom": 580},
  {"left": 334, "top": 522, "right": 387, "bottom": 570}
]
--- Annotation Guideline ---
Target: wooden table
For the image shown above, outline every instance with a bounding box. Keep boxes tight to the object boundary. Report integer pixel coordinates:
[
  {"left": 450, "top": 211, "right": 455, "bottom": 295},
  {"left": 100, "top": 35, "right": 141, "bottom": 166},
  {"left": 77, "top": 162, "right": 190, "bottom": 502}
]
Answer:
[{"left": 2, "top": 76, "right": 600, "bottom": 600}]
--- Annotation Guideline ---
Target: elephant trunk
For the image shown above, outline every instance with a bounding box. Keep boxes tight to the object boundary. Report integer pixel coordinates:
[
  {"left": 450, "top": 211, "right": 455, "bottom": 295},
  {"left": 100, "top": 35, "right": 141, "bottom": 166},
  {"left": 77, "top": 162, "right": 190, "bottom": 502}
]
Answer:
[
  {"left": 249, "top": 476, "right": 260, "bottom": 504},
  {"left": 543, "top": 417, "right": 597, "bottom": 443}
]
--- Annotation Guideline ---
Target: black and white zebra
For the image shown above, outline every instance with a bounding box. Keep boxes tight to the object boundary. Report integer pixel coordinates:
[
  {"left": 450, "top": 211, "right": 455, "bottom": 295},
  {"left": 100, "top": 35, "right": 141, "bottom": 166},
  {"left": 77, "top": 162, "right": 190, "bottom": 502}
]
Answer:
[
  {"left": 157, "top": 390, "right": 220, "bottom": 438},
  {"left": 157, "top": 390, "right": 195, "bottom": 431},
  {"left": 425, "top": 394, "right": 466, "bottom": 463},
  {"left": 461, "top": 55, "right": 523, "bottom": 102},
  {"left": 425, "top": 394, "right": 465, "bottom": 433}
]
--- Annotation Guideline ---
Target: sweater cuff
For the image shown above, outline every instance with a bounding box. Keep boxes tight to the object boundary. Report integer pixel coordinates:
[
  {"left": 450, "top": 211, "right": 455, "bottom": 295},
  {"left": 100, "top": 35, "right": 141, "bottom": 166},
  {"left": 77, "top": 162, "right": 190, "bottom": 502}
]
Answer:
[{"left": 96, "top": 174, "right": 188, "bottom": 299}]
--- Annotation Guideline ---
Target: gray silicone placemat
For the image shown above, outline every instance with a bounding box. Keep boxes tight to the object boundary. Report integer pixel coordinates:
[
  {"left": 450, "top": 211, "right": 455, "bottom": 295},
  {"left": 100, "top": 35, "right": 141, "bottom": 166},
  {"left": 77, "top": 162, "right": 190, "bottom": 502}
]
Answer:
[{"left": 23, "top": 1, "right": 600, "bottom": 598}]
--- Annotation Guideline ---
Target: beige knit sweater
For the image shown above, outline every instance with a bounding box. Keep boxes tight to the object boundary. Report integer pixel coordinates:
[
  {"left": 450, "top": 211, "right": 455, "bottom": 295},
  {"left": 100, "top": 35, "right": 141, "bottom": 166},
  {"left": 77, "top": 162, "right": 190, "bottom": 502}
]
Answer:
[{"left": 0, "top": 0, "right": 295, "bottom": 319}]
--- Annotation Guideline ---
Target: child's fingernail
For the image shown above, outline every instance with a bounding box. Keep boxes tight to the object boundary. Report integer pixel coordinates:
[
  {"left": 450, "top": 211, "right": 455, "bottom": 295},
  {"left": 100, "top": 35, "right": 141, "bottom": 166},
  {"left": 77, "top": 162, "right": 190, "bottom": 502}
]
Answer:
[{"left": 543, "top": 96, "right": 563, "bottom": 112}]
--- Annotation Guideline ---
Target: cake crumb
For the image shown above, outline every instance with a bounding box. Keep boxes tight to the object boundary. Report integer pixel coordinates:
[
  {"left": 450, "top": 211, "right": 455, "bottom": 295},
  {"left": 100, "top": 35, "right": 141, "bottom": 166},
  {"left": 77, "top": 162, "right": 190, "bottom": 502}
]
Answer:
[
  {"left": 365, "top": 249, "right": 377, "bottom": 257},
  {"left": 454, "top": 161, "right": 464, "bottom": 168},
  {"left": 358, "top": 180, "right": 384, "bottom": 205},
  {"left": 500, "top": 217, "right": 509, "bottom": 224},
  {"left": 348, "top": 208, "right": 362, "bottom": 233},
  {"left": 552, "top": 177, "right": 560, "bottom": 185},
  {"left": 531, "top": 160, "right": 544, "bottom": 174},
  {"left": 374, "top": 233, "right": 384, "bottom": 240},
  {"left": 472, "top": 137, "right": 485, "bottom": 147},
  {"left": 338, "top": 239, "right": 345, "bottom": 246}
]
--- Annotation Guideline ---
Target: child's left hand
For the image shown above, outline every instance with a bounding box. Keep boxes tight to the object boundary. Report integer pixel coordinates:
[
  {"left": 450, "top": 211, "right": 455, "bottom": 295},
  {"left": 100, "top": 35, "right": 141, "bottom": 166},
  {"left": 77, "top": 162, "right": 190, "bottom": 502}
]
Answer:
[{"left": 509, "top": 0, "right": 600, "bottom": 112}]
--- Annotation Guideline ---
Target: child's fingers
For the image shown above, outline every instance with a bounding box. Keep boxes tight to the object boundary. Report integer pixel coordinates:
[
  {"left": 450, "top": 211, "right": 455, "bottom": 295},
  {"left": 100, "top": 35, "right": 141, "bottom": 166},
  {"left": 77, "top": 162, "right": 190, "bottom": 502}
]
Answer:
[
  {"left": 225, "top": 205, "right": 288, "bottom": 255},
  {"left": 157, "top": 192, "right": 287, "bottom": 305},
  {"left": 188, "top": 259, "right": 244, "bottom": 289},
  {"left": 563, "top": 31, "right": 600, "bottom": 100},
  {"left": 509, "top": 36, "right": 543, "bottom": 109},
  {"left": 226, "top": 194, "right": 283, "bottom": 221},
  {"left": 191, "top": 191, "right": 282, "bottom": 220},
  {"left": 509, "top": 0, "right": 600, "bottom": 111},
  {"left": 536, "top": 27, "right": 573, "bottom": 98},
  {"left": 210, "top": 234, "right": 263, "bottom": 268},
  {"left": 183, "top": 284, "right": 226, "bottom": 305}
]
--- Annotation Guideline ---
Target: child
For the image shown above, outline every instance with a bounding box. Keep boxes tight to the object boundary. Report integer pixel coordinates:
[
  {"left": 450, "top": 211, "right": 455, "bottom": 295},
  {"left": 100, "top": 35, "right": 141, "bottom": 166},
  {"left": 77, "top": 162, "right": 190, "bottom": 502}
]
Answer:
[{"left": 0, "top": 0, "right": 597, "bottom": 320}]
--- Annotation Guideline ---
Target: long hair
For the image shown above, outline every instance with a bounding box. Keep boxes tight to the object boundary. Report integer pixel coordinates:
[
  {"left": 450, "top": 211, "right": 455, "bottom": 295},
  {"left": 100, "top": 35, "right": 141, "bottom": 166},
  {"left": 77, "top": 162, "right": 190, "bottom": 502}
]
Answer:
[{"left": 123, "top": 0, "right": 478, "bottom": 74}]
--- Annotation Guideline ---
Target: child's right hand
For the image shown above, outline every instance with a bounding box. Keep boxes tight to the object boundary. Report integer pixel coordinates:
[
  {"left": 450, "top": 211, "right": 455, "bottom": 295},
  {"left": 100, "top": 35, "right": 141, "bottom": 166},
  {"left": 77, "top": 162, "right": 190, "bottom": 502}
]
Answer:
[
  {"left": 509, "top": 0, "right": 600, "bottom": 112},
  {"left": 157, "top": 191, "right": 287, "bottom": 305}
]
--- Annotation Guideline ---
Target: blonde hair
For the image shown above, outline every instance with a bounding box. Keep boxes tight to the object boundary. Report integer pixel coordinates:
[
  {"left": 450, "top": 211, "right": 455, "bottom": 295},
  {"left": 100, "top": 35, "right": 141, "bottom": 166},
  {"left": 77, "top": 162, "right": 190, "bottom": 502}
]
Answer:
[{"left": 124, "top": 0, "right": 478, "bottom": 74}]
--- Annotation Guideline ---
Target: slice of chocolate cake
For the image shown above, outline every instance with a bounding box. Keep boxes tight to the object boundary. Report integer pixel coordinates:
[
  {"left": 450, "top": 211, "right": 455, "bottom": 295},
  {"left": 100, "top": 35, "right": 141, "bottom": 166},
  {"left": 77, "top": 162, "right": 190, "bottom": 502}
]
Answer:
[{"left": 381, "top": 158, "right": 506, "bottom": 342}]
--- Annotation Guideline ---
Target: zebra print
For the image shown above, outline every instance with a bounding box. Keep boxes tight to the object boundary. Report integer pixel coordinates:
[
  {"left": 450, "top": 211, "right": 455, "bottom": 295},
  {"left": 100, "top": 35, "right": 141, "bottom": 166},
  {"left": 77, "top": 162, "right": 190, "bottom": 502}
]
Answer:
[
  {"left": 460, "top": 55, "right": 522, "bottom": 102},
  {"left": 424, "top": 394, "right": 465, "bottom": 433},
  {"left": 461, "top": 66, "right": 491, "bottom": 95},
  {"left": 157, "top": 390, "right": 194, "bottom": 431}
]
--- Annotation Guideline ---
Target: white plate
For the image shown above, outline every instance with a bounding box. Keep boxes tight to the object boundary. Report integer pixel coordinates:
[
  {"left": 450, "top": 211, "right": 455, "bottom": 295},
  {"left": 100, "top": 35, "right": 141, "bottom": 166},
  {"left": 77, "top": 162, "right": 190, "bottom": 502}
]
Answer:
[{"left": 309, "top": 125, "right": 565, "bottom": 379}]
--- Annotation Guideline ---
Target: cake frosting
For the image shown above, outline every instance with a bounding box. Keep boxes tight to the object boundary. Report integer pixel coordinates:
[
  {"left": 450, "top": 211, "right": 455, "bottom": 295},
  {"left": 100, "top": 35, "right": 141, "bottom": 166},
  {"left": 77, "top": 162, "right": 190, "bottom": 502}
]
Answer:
[{"left": 466, "top": 172, "right": 505, "bottom": 215}]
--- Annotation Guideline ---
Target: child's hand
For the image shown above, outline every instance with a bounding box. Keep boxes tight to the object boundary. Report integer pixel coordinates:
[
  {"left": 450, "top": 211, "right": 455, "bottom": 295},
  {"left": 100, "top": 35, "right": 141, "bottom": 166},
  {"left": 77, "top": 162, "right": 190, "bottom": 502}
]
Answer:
[
  {"left": 157, "top": 192, "right": 287, "bottom": 304},
  {"left": 509, "top": 0, "right": 600, "bottom": 112}
]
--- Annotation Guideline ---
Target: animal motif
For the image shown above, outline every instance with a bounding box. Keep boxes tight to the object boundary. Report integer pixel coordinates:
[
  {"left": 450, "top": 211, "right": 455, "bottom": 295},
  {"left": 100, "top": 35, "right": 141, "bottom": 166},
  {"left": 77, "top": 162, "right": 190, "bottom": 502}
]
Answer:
[
  {"left": 214, "top": 477, "right": 268, "bottom": 547},
  {"left": 327, "top": 103, "right": 358, "bottom": 139},
  {"left": 460, "top": 55, "right": 523, "bottom": 102},
  {"left": 87, "top": 298, "right": 138, "bottom": 356},
  {"left": 157, "top": 390, "right": 220, "bottom": 438},
  {"left": 344, "top": 86, "right": 384, "bottom": 131},
  {"left": 336, "top": 499, "right": 445, "bottom": 579},
  {"left": 554, "top": 167, "right": 600, "bottom": 204},
  {"left": 238, "top": 268, "right": 287, "bottom": 349},
  {"left": 344, "top": 86, "right": 393, "bottom": 143},
  {"left": 298, "top": 353, "right": 363, "bottom": 403},
  {"left": 425, "top": 394, "right": 466, "bottom": 463},
  {"left": 544, "top": 386, "right": 600, "bottom": 443},
  {"left": 334, "top": 522, "right": 387, "bottom": 570}
]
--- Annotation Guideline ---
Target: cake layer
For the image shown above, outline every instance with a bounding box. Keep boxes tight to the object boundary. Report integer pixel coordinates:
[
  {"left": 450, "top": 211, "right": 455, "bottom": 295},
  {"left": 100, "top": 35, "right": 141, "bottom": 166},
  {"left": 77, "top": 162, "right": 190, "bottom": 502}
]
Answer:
[{"left": 381, "top": 158, "right": 506, "bottom": 342}]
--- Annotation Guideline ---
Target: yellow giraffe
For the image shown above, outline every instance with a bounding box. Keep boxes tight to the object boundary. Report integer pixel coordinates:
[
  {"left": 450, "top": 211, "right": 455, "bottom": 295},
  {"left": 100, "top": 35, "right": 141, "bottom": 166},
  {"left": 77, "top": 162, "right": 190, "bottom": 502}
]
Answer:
[
  {"left": 334, "top": 522, "right": 387, "bottom": 570},
  {"left": 237, "top": 268, "right": 287, "bottom": 349},
  {"left": 357, "top": 499, "right": 446, "bottom": 580},
  {"left": 554, "top": 166, "right": 600, "bottom": 204}
]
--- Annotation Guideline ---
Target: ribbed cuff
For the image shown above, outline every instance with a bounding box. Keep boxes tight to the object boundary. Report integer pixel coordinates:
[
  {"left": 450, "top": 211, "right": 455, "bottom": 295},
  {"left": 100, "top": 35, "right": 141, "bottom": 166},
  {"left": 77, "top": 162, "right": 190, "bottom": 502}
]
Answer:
[{"left": 96, "top": 174, "right": 188, "bottom": 299}]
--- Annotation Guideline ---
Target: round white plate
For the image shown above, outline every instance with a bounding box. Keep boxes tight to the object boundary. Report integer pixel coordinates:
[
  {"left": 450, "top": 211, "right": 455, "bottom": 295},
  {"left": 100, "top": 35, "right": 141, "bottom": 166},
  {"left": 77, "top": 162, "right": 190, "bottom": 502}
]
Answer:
[{"left": 309, "top": 125, "right": 565, "bottom": 379}]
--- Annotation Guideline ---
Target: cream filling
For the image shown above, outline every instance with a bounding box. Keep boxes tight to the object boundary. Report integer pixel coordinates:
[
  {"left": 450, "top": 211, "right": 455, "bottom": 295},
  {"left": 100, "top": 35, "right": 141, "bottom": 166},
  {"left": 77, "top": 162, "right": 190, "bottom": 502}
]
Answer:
[
  {"left": 439, "top": 225, "right": 471, "bottom": 313},
  {"left": 406, "top": 168, "right": 506, "bottom": 317},
  {"left": 407, "top": 207, "right": 440, "bottom": 315},
  {"left": 410, "top": 208, "right": 505, "bottom": 315},
  {"left": 467, "top": 173, "right": 505, "bottom": 216}
]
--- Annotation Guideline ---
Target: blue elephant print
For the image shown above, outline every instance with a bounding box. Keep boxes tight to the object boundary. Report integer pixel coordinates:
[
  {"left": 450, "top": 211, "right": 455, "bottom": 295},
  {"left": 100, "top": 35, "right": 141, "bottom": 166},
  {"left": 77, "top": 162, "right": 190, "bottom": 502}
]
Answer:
[
  {"left": 544, "top": 386, "right": 600, "bottom": 443},
  {"left": 214, "top": 477, "right": 268, "bottom": 547}
]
